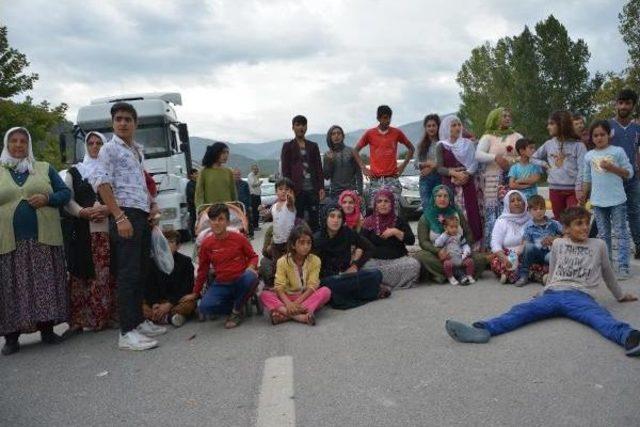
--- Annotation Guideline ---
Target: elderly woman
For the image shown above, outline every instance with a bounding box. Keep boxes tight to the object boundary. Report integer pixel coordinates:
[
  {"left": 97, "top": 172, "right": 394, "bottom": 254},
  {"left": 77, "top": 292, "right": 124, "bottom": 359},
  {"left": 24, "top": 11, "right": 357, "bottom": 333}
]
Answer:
[
  {"left": 62, "top": 131, "right": 116, "bottom": 338},
  {"left": 436, "top": 115, "right": 482, "bottom": 243},
  {"left": 313, "top": 204, "right": 388, "bottom": 310},
  {"left": 490, "top": 190, "right": 530, "bottom": 284},
  {"left": 0, "top": 127, "right": 71, "bottom": 355},
  {"left": 475, "top": 108, "right": 523, "bottom": 249},
  {"left": 361, "top": 188, "right": 421, "bottom": 289},
  {"left": 412, "top": 185, "right": 487, "bottom": 284}
]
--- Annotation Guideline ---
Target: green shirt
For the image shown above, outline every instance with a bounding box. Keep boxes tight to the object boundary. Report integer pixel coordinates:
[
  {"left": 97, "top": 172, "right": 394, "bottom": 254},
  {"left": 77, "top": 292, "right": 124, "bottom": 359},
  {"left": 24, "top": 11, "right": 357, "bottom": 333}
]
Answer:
[{"left": 194, "top": 166, "right": 237, "bottom": 210}]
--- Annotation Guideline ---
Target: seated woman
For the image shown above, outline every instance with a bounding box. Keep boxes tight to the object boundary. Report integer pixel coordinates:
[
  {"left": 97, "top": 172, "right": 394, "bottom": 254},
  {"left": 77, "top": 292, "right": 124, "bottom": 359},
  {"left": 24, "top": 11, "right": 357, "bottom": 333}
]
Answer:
[
  {"left": 490, "top": 190, "right": 530, "bottom": 284},
  {"left": 361, "top": 188, "right": 421, "bottom": 289},
  {"left": 338, "top": 189, "right": 363, "bottom": 231},
  {"left": 313, "top": 204, "right": 389, "bottom": 310},
  {"left": 412, "top": 185, "right": 487, "bottom": 284}
]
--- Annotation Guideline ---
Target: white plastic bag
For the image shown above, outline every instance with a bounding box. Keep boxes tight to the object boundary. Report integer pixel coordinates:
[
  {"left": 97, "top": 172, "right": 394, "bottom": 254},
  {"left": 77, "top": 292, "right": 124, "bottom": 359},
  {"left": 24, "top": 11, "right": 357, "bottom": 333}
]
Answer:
[{"left": 150, "top": 226, "right": 174, "bottom": 274}]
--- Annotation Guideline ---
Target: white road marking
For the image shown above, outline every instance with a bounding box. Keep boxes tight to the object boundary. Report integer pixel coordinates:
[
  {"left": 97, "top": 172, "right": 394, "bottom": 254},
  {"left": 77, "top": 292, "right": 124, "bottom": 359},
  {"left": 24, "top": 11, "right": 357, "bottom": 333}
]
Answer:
[{"left": 256, "top": 355, "right": 296, "bottom": 427}]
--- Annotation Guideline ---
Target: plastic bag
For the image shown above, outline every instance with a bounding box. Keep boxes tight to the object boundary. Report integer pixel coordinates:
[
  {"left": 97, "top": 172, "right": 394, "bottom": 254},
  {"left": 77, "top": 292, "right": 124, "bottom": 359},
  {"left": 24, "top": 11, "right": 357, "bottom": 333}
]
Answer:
[{"left": 151, "top": 226, "right": 174, "bottom": 274}]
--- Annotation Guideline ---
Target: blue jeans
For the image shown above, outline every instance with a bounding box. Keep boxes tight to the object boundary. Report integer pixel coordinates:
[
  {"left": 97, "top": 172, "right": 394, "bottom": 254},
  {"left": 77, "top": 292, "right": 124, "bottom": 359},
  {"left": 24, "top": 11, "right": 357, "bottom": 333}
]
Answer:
[
  {"left": 199, "top": 270, "right": 258, "bottom": 315},
  {"left": 419, "top": 172, "right": 441, "bottom": 213},
  {"left": 517, "top": 243, "right": 550, "bottom": 278},
  {"left": 593, "top": 203, "right": 630, "bottom": 273},
  {"left": 321, "top": 269, "right": 383, "bottom": 310},
  {"left": 623, "top": 176, "right": 640, "bottom": 248},
  {"left": 475, "top": 290, "right": 633, "bottom": 347}
]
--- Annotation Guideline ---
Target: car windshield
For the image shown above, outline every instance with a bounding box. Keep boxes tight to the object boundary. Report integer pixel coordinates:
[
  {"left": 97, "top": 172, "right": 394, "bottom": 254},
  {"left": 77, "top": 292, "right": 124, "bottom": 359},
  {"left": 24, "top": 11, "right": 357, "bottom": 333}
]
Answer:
[
  {"left": 261, "top": 183, "right": 276, "bottom": 196},
  {"left": 81, "top": 125, "right": 169, "bottom": 159}
]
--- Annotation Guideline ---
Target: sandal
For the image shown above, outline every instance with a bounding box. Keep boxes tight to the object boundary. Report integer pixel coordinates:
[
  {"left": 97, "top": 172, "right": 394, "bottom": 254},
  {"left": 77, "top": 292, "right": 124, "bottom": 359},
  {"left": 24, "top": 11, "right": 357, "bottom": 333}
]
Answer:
[
  {"left": 378, "top": 284, "right": 392, "bottom": 299},
  {"left": 305, "top": 313, "right": 316, "bottom": 326},
  {"left": 270, "top": 311, "right": 288, "bottom": 325},
  {"left": 224, "top": 311, "right": 243, "bottom": 329}
]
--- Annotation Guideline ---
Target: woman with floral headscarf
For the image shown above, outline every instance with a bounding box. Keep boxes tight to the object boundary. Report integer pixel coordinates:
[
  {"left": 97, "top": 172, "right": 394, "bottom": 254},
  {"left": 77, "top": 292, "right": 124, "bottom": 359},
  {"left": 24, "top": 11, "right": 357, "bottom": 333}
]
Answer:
[
  {"left": 475, "top": 108, "right": 523, "bottom": 250},
  {"left": 0, "top": 127, "right": 71, "bottom": 355},
  {"left": 490, "top": 190, "right": 530, "bottom": 284},
  {"left": 361, "top": 188, "right": 421, "bottom": 289},
  {"left": 412, "top": 185, "right": 487, "bottom": 283},
  {"left": 435, "top": 115, "right": 482, "bottom": 243},
  {"left": 62, "top": 131, "right": 116, "bottom": 338}
]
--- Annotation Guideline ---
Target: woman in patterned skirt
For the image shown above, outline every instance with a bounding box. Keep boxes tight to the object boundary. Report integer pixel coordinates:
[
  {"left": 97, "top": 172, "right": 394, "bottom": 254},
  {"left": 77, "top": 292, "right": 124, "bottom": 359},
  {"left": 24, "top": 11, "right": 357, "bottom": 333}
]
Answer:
[
  {"left": 0, "top": 127, "right": 71, "bottom": 355},
  {"left": 62, "top": 131, "right": 117, "bottom": 338}
]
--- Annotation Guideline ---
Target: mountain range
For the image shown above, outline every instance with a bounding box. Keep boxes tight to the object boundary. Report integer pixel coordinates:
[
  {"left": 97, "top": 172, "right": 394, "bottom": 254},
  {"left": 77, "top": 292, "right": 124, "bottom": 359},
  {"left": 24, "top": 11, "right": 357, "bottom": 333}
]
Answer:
[{"left": 189, "top": 118, "right": 432, "bottom": 175}]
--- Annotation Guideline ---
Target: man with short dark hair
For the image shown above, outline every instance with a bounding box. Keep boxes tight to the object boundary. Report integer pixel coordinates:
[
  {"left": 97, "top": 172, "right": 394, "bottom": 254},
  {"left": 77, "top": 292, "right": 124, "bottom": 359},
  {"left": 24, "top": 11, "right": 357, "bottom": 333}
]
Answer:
[
  {"left": 353, "top": 105, "right": 415, "bottom": 211},
  {"left": 280, "top": 115, "right": 324, "bottom": 231},
  {"left": 609, "top": 89, "right": 640, "bottom": 259},
  {"left": 92, "top": 102, "right": 167, "bottom": 351}
]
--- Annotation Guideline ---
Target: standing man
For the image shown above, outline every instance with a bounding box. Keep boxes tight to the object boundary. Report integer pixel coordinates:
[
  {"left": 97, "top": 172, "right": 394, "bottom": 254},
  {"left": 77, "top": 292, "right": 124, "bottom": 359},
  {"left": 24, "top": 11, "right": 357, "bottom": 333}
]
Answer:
[
  {"left": 186, "top": 168, "right": 198, "bottom": 240},
  {"left": 353, "top": 105, "right": 415, "bottom": 211},
  {"left": 92, "top": 102, "right": 167, "bottom": 351},
  {"left": 233, "top": 168, "right": 253, "bottom": 238},
  {"left": 609, "top": 89, "right": 640, "bottom": 260},
  {"left": 247, "top": 164, "right": 262, "bottom": 232},
  {"left": 280, "top": 115, "right": 324, "bottom": 231}
]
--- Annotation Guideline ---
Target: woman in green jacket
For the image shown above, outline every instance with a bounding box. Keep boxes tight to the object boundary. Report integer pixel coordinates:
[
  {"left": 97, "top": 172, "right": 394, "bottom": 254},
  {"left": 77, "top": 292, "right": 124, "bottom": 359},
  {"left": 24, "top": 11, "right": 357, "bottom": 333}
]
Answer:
[{"left": 195, "top": 142, "right": 237, "bottom": 211}]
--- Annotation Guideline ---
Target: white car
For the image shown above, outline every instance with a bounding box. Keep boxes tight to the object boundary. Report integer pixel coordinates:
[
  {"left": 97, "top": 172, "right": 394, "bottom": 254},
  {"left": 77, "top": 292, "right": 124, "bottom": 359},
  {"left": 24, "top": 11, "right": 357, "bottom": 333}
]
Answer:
[{"left": 398, "top": 160, "right": 423, "bottom": 218}]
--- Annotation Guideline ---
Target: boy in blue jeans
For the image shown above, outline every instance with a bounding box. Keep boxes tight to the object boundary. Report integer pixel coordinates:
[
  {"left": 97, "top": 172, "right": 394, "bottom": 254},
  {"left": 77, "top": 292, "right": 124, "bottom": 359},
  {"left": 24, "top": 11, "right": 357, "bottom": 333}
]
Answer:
[
  {"left": 514, "top": 195, "right": 563, "bottom": 287},
  {"left": 445, "top": 207, "right": 640, "bottom": 357}
]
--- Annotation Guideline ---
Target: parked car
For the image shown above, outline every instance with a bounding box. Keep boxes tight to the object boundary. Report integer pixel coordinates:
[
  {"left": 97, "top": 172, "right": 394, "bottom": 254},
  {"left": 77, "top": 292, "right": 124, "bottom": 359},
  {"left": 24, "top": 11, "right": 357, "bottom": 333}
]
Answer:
[{"left": 362, "top": 159, "right": 423, "bottom": 219}]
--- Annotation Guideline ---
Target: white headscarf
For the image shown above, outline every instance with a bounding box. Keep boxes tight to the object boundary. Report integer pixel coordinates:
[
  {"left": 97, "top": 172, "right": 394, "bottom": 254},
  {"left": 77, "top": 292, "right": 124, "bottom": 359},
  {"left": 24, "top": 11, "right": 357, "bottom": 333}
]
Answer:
[
  {"left": 499, "top": 190, "right": 531, "bottom": 226},
  {"left": 75, "top": 131, "right": 107, "bottom": 180},
  {"left": 0, "top": 127, "right": 35, "bottom": 174},
  {"left": 438, "top": 115, "right": 478, "bottom": 174}
]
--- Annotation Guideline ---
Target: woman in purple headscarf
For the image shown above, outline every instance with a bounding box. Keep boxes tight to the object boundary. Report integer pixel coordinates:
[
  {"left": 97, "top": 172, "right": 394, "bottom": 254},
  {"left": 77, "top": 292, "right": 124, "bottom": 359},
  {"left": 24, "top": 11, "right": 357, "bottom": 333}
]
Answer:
[{"left": 360, "top": 188, "right": 421, "bottom": 289}]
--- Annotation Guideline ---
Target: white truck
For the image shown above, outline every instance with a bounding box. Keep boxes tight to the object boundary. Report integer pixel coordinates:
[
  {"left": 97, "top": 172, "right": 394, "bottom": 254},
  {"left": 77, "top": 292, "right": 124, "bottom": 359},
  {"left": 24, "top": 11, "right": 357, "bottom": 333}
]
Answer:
[{"left": 60, "top": 92, "right": 194, "bottom": 240}]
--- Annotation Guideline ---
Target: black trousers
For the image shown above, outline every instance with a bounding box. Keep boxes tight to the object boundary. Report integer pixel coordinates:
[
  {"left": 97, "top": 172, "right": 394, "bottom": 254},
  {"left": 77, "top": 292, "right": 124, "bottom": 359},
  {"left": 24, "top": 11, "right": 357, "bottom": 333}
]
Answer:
[
  {"left": 250, "top": 195, "right": 261, "bottom": 228},
  {"left": 295, "top": 190, "right": 319, "bottom": 232},
  {"left": 110, "top": 208, "right": 151, "bottom": 333}
]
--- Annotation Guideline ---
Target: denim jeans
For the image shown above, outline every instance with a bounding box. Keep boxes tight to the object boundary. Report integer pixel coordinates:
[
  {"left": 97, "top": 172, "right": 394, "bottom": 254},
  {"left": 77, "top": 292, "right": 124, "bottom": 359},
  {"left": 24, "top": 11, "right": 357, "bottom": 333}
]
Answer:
[
  {"left": 623, "top": 176, "right": 640, "bottom": 248},
  {"left": 517, "top": 243, "right": 550, "bottom": 278},
  {"left": 199, "top": 270, "right": 258, "bottom": 315},
  {"left": 593, "top": 203, "right": 630, "bottom": 273},
  {"left": 419, "top": 172, "right": 441, "bottom": 214},
  {"left": 475, "top": 290, "right": 633, "bottom": 347}
]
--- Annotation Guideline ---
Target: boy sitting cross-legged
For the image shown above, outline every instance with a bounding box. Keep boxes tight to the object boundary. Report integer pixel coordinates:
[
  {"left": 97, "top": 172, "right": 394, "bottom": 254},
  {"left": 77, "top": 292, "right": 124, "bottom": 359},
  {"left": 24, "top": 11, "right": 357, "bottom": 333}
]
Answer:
[
  {"left": 445, "top": 206, "right": 640, "bottom": 357},
  {"left": 514, "top": 195, "right": 563, "bottom": 287},
  {"left": 180, "top": 203, "right": 259, "bottom": 329}
]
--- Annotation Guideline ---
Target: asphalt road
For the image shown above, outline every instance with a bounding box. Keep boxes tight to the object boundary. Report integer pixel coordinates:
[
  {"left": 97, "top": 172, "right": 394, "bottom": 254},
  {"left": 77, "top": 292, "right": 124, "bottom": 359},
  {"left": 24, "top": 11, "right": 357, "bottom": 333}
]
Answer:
[{"left": 1, "top": 224, "right": 640, "bottom": 427}]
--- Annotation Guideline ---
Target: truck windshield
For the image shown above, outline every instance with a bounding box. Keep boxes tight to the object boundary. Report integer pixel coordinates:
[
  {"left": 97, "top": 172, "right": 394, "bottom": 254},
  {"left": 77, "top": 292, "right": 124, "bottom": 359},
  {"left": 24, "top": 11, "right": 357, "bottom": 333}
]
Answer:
[{"left": 82, "top": 125, "right": 170, "bottom": 159}]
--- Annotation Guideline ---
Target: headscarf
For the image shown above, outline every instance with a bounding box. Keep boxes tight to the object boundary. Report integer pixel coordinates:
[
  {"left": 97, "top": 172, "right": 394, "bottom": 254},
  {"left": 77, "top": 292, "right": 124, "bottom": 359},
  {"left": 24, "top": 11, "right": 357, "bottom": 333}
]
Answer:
[
  {"left": 438, "top": 115, "right": 478, "bottom": 173},
  {"left": 362, "top": 187, "right": 397, "bottom": 235},
  {"left": 326, "top": 125, "right": 345, "bottom": 151},
  {"left": 75, "top": 131, "right": 107, "bottom": 180},
  {"left": 423, "top": 184, "right": 460, "bottom": 234},
  {"left": 338, "top": 189, "right": 362, "bottom": 229},
  {"left": 319, "top": 202, "right": 346, "bottom": 235},
  {"left": 484, "top": 107, "right": 516, "bottom": 138},
  {"left": 498, "top": 190, "right": 530, "bottom": 226},
  {"left": 0, "top": 127, "right": 35, "bottom": 174}
]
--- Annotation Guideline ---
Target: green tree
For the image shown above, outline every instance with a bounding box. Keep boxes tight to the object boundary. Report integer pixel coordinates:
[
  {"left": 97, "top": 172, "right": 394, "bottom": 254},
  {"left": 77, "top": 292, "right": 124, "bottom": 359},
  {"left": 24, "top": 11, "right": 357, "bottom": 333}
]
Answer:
[
  {"left": 619, "top": 0, "right": 640, "bottom": 87},
  {"left": 0, "top": 25, "right": 38, "bottom": 99},
  {"left": 457, "top": 15, "right": 602, "bottom": 144}
]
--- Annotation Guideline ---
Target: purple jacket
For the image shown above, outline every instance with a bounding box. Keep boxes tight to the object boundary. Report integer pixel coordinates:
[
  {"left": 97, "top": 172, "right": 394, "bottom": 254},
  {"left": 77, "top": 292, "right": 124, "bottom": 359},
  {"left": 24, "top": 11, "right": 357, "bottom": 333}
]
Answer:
[{"left": 280, "top": 139, "right": 324, "bottom": 195}]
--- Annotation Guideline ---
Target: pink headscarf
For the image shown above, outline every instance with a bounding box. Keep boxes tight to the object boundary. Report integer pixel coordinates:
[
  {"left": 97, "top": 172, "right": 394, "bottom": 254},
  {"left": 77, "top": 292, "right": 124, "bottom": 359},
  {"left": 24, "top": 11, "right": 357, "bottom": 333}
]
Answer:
[
  {"left": 362, "top": 187, "right": 397, "bottom": 234},
  {"left": 338, "top": 190, "right": 362, "bottom": 229}
]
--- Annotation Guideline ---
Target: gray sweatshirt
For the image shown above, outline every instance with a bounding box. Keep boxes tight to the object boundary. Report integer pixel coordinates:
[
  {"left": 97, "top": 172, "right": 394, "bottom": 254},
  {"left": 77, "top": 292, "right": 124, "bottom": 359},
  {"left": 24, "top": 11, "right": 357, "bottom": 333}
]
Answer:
[
  {"left": 532, "top": 138, "right": 586, "bottom": 191},
  {"left": 545, "top": 238, "right": 623, "bottom": 300},
  {"left": 323, "top": 145, "right": 363, "bottom": 196}
]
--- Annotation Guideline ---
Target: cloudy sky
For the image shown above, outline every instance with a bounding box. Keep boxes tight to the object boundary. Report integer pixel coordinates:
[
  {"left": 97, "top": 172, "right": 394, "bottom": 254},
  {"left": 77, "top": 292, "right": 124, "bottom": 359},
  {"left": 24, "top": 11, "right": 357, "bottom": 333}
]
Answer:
[{"left": 3, "top": 0, "right": 630, "bottom": 142}]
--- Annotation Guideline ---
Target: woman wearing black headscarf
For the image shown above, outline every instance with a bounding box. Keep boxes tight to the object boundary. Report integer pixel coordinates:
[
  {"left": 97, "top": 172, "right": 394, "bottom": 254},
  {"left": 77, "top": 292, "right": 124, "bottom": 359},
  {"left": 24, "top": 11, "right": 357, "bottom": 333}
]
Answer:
[
  {"left": 322, "top": 125, "right": 363, "bottom": 203},
  {"left": 313, "top": 203, "right": 389, "bottom": 309}
]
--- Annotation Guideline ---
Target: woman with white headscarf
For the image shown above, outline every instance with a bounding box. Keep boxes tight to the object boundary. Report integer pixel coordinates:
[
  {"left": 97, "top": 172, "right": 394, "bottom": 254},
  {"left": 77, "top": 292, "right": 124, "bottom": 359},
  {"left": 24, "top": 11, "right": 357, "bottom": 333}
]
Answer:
[
  {"left": 62, "top": 131, "right": 116, "bottom": 338},
  {"left": 0, "top": 127, "right": 71, "bottom": 355},
  {"left": 435, "top": 115, "right": 483, "bottom": 244}
]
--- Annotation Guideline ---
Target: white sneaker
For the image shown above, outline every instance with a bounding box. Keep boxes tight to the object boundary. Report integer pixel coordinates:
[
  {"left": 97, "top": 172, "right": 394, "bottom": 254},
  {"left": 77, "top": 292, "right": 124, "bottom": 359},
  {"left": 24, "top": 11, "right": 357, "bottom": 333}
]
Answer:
[
  {"left": 171, "top": 313, "right": 186, "bottom": 328},
  {"left": 466, "top": 275, "right": 476, "bottom": 285},
  {"left": 136, "top": 320, "right": 167, "bottom": 337},
  {"left": 118, "top": 331, "right": 158, "bottom": 351},
  {"left": 448, "top": 276, "right": 460, "bottom": 286}
]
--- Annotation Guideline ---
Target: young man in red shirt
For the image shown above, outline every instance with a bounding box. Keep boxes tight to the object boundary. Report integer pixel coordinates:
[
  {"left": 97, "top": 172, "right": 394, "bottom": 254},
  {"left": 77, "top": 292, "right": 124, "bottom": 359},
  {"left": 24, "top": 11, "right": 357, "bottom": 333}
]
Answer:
[
  {"left": 353, "top": 105, "right": 415, "bottom": 212},
  {"left": 181, "top": 204, "right": 259, "bottom": 329}
]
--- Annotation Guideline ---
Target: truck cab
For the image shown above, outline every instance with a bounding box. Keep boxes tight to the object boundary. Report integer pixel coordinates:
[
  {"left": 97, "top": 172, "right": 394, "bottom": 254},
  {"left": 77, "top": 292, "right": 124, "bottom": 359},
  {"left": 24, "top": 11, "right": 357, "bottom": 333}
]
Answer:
[{"left": 60, "top": 92, "right": 194, "bottom": 239}]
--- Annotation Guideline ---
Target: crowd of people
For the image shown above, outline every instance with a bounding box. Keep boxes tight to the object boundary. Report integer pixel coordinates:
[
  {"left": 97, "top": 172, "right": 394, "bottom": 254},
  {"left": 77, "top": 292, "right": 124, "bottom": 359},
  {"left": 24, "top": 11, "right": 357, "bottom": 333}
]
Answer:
[{"left": 2, "top": 90, "right": 640, "bottom": 358}]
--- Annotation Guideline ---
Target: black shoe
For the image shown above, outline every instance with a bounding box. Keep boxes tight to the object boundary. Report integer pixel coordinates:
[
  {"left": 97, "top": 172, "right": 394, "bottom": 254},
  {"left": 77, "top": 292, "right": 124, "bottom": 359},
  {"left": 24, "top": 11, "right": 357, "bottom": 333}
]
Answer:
[
  {"left": 635, "top": 250, "right": 640, "bottom": 260},
  {"left": 1, "top": 341, "right": 19, "bottom": 356},
  {"left": 41, "top": 331, "right": 64, "bottom": 345}
]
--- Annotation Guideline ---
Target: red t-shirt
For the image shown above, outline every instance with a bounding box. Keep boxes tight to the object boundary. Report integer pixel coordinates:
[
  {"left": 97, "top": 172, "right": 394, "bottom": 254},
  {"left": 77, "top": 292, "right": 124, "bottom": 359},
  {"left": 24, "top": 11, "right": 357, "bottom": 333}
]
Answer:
[
  {"left": 193, "top": 231, "right": 259, "bottom": 295},
  {"left": 356, "top": 127, "right": 412, "bottom": 177}
]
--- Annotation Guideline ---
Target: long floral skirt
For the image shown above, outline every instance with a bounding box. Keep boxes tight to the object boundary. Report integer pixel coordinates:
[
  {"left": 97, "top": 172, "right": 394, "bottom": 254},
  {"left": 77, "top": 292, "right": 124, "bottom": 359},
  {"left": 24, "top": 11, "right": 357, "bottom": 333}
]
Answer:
[
  {"left": 68, "top": 232, "right": 117, "bottom": 330},
  {"left": 0, "top": 240, "right": 69, "bottom": 335}
]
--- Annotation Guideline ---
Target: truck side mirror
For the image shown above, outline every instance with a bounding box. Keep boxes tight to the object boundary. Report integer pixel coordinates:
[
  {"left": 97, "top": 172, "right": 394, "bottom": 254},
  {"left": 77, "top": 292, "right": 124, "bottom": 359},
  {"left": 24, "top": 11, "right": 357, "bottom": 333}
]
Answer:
[
  {"left": 178, "top": 123, "right": 189, "bottom": 144},
  {"left": 59, "top": 133, "right": 67, "bottom": 163}
]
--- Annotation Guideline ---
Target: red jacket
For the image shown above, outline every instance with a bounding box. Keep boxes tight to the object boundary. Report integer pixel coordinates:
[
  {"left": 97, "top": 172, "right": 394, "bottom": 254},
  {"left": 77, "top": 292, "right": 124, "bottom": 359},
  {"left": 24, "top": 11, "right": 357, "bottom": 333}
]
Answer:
[
  {"left": 280, "top": 139, "right": 324, "bottom": 195},
  {"left": 193, "top": 231, "right": 258, "bottom": 295}
]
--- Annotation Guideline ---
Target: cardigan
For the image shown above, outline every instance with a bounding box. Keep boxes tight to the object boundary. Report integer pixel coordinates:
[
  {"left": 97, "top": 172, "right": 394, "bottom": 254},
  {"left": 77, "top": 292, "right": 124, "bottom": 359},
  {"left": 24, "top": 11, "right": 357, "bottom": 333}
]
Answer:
[{"left": 280, "top": 139, "right": 323, "bottom": 194}]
